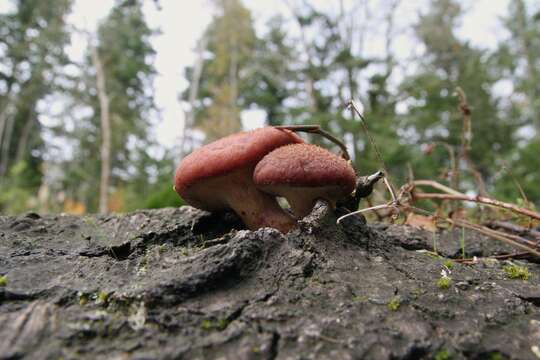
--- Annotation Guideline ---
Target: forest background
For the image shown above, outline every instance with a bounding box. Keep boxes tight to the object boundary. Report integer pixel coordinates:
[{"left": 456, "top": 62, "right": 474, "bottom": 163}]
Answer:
[{"left": 0, "top": 0, "right": 538, "bottom": 216}]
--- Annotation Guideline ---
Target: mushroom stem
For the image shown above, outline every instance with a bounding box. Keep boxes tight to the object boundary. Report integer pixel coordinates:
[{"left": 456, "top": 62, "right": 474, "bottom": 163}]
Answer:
[
  {"left": 220, "top": 168, "right": 296, "bottom": 233},
  {"left": 233, "top": 192, "right": 296, "bottom": 233},
  {"left": 269, "top": 186, "right": 338, "bottom": 220},
  {"left": 228, "top": 188, "right": 296, "bottom": 233}
]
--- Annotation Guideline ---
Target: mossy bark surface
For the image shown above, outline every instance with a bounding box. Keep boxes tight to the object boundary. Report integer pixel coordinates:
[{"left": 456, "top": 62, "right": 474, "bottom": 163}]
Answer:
[{"left": 1, "top": 204, "right": 539, "bottom": 359}]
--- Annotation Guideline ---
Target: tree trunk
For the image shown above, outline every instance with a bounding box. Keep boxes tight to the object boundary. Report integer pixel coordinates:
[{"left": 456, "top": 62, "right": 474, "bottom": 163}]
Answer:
[
  {"left": 0, "top": 89, "right": 15, "bottom": 177},
  {"left": 228, "top": 32, "right": 239, "bottom": 135},
  {"left": 0, "top": 113, "right": 15, "bottom": 176},
  {"left": 180, "top": 35, "right": 207, "bottom": 158},
  {"left": 90, "top": 43, "right": 111, "bottom": 214},
  {"left": 0, "top": 108, "right": 8, "bottom": 172},
  {"left": 15, "top": 117, "right": 34, "bottom": 165},
  {"left": 515, "top": 0, "right": 540, "bottom": 131}
]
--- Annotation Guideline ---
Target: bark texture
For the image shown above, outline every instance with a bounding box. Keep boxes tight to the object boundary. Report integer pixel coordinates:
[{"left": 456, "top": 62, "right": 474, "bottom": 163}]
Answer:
[{"left": 1, "top": 204, "right": 539, "bottom": 359}]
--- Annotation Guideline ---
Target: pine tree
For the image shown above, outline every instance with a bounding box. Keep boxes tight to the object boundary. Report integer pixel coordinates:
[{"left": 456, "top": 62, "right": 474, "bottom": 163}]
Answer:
[
  {"left": 62, "top": 0, "right": 158, "bottom": 212},
  {"left": 495, "top": 1, "right": 540, "bottom": 203},
  {"left": 401, "top": 0, "right": 517, "bottom": 193},
  {"left": 0, "top": 0, "right": 72, "bottom": 213},
  {"left": 182, "top": 0, "right": 256, "bottom": 144}
]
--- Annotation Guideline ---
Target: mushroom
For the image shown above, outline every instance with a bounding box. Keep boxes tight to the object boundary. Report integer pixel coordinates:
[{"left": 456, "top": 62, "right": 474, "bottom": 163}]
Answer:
[
  {"left": 253, "top": 143, "right": 357, "bottom": 219},
  {"left": 174, "top": 127, "right": 304, "bottom": 233}
]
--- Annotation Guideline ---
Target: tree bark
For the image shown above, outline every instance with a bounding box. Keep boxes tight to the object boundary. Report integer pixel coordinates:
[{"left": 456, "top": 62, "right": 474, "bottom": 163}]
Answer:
[
  {"left": 90, "top": 42, "right": 111, "bottom": 214},
  {"left": 1, "top": 207, "right": 539, "bottom": 359}
]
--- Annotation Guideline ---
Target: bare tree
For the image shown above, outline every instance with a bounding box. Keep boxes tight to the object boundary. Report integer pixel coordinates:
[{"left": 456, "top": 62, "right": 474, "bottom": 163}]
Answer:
[
  {"left": 180, "top": 35, "right": 207, "bottom": 158},
  {"left": 89, "top": 38, "right": 111, "bottom": 214},
  {"left": 0, "top": 113, "right": 15, "bottom": 176},
  {"left": 0, "top": 60, "right": 17, "bottom": 177},
  {"left": 15, "top": 112, "right": 35, "bottom": 165}
]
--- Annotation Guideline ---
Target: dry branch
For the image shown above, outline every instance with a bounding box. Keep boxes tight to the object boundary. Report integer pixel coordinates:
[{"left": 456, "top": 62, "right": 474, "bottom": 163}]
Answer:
[
  {"left": 405, "top": 204, "right": 540, "bottom": 258},
  {"left": 411, "top": 192, "right": 540, "bottom": 221},
  {"left": 455, "top": 87, "right": 488, "bottom": 196},
  {"left": 274, "top": 125, "right": 351, "bottom": 160}
]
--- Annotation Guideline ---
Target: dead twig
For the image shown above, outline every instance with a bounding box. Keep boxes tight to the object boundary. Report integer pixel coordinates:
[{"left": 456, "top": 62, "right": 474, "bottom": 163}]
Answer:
[
  {"left": 346, "top": 100, "right": 391, "bottom": 179},
  {"left": 274, "top": 125, "right": 350, "bottom": 160},
  {"left": 500, "top": 162, "right": 534, "bottom": 229},
  {"left": 452, "top": 252, "right": 532, "bottom": 264},
  {"left": 339, "top": 172, "right": 540, "bottom": 258},
  {"left": 327, "top": 97, "right": 540, "bottom": 258},
  {"left": 411, "top": 180, "right": 464, "bottom": 196},
  {"left": 425, "top": 142, "right": 459, "bottom": 190},
  {"left": 337, "top": 172, "right": 400, "bottom": 224},
  {"left": 405, "top": 204, "right": 540, "bottom": 258},
  {"left": 485, "top": 220, "right": 540, "bottom": 240},
  {"left": 455, "top": 87, "right": 488, "bottom": 197},
  {"left": 410, "top": 192, "right": 540, "bottom": 222}
]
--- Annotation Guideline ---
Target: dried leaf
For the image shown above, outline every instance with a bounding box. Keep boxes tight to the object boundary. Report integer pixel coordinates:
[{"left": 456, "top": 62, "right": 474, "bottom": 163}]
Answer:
[{"left": 406, "top": 213, "right": 438, "bottom": 232}]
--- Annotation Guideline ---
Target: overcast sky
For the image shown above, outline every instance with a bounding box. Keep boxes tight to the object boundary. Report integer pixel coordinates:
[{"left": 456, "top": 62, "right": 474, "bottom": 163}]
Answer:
[{"left": 1, "top": 0, "right": 511, "bottom": 150}]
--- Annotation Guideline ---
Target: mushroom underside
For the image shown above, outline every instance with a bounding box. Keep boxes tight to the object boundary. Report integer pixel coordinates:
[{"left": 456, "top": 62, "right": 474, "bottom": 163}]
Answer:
[
  {"left": 256, "top": 184, "right": 351, "bottom": 219},
  {"left": 179, "top": 167, "right": 296, "bottom": 233}
]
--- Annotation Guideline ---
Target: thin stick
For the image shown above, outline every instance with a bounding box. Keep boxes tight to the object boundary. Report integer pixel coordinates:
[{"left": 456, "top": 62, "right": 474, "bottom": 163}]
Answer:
[
  {"left": 411, "top": 192, "right": 540, "bottom": 221},
  {"left": 406, "top": 205, "right": 540, "bottom": 258},
  {"left": 453, "top": 251, "right": 533, "bottom": 263},
  {"left": 455, "top": 87, "right": 488, "bottom": 197},
  {"left": 347, "top": 101, "right": 390, "bottom": 177},
  {"left": 384, "top": 176, "right": 398, "bottom": 203},
  {"left": 501, "top": 162, "right": 533, "bottom": 229},
  {"left": 274, "top": 125, "right": 350, "bottom": 160},
  {"left": 485, "top": 220, "right": 540, "bottom": 240},
  {"left": 454, "top": 220, "right": 540, "bottom": 256},
  {"left": 337, "top": 203, "right": 398, "bottom": 224},
  {"left": 457, "top": 219, "right": 539, "bottom": 249},
  {"left": 366, "top": 197, "right": 384, "bottom": 221},
  {"left": 428, "top": 142, "right": 458, "bottom": 190},
  {"left": 337, "top": 171, "right": 401, "bottom": 224},
  {"left": 411, "top": 180, "right": 464, "bottom": 196}
]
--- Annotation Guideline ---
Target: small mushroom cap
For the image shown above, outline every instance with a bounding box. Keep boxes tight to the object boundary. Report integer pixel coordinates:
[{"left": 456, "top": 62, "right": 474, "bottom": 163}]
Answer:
[
  {"left": 253, "top": 143, "right": 356, "bottom": 191},
  {"left": 174, "top": 127, "right": 303, "bottom": 199}
]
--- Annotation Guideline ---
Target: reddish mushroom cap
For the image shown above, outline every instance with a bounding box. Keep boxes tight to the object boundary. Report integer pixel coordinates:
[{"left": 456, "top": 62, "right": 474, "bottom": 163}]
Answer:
[
  {"left": 253, "top": 143, "right": 357, "bottom": 218},
  {"left": 253, "top": 143, "right": 356, "bottom": 189},
  {"left": 174, "top": 127, "right": 303, "bottom": 197},
  {"left": 173, "top": 127, "right": 302, "bottom": 233}
]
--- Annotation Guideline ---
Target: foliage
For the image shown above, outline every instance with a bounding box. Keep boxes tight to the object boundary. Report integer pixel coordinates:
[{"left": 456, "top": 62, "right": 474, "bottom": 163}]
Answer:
[
  {"left": 58, "top": 0, "right": 159, "bottom": 213},
  {"left": 387, "top": 297, "right": 400, "bottom": 311},
  {"left": 434, "top": 349, "right": 452, "bottom": 360},
  {"left": 443, "top": 260, "right": 454, "bottom": 270},
  {"left": 0, "top": 0, "right": 72, "bottom": 211},
  {"left": 200, "top": 318, "right": 229, "bottom": 331},
  {"left": 436, "top": 276, "right": 451, "bottom": 289},
  {"left": 243, "top": 16, "right": 298, "bottom": 126},
  {"left": 401, "top": 0, "right": 517, "bottom": 190},
  {"left": 503, "top": 264, "right": 530, "bottom": 280},
  {"left": 0, "top": 161, "right": 36, "bottom": 214},
  {"left": 2, "top": 0, "right": 540, "bottom": 214},
  {"left": 182, "top": 0, "right": 256, "bottom": 143}
]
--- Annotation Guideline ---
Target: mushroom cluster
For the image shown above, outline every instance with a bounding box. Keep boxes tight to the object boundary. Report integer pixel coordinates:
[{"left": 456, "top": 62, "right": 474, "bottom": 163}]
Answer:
[{"left": 174, "top": 127, "right": 357, "bottom": 233}]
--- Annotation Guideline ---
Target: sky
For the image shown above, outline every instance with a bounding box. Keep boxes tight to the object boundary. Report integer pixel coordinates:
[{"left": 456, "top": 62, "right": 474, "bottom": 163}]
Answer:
[{"left": 0, "top": 0, "right": 511, "bottom": 150}]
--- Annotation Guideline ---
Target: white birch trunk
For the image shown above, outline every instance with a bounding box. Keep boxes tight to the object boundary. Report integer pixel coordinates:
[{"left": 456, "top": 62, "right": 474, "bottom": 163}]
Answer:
[
  {"left": 90, "top": 43, "right": 111, "bottom": 214},
  {"left": 180, "top": 35, "right": 207, "bottom": 158}
]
